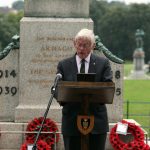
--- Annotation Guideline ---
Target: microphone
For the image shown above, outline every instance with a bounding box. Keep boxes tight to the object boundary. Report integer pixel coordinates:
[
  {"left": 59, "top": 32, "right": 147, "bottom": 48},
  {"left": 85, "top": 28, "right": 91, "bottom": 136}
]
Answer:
[
  {"left": 52, "top": 73, "right": 62, "bottom": 92},
  {"left": 32, "top": 74, "right": 62, "bottom": 150}
]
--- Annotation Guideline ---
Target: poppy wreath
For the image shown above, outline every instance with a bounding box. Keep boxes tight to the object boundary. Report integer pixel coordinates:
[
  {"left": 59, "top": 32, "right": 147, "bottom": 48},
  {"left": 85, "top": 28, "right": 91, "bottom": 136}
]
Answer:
[
  {"left": 109, "top": 120, "right": 150, "bottom": 150},
  {"left": 25, "top": 117, "right": 60, "bottom": 147},
  {"left": 20, "top": 140, "right": 51, "bottom": 150}
]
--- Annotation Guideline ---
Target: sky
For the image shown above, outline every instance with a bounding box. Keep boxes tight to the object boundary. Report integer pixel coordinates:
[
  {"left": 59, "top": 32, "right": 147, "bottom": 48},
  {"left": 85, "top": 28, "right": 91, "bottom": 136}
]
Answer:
[
  {"left": 0, "top": 0, "right": 20, "bottom": 7},
  {"left": 0, "top": 0, "right": 150, "bottom": 7}
]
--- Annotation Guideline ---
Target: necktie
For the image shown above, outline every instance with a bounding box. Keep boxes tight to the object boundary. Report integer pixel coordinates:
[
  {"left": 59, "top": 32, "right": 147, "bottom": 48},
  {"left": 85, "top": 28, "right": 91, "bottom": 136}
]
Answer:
[{"left": 80, "top": 59, "right": 85, "bottom": 73}]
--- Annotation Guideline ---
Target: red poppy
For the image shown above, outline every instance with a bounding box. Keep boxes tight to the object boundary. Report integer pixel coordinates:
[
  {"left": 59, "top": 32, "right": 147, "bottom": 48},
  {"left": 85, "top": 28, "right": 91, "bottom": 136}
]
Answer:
[
  {"left": 20, "top": 140, "right": 51, "bottom": 150},
  {"left": 109, "top": 120, "right": 150, "bottom": 150},
  {"left": 25, "top": 117, "right": 59, "bottom": 146}
]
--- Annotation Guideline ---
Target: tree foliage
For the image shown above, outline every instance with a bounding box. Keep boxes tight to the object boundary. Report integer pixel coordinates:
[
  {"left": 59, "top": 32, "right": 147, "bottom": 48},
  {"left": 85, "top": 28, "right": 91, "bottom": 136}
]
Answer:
[
  {"left": 90, "top": 2, "right": 150, "bottom": 62},
  {"left": 12, "top": 0, "right": 24, "bottom": 11},
  {"left": 0, "top": 11, "right": 23, "bottom": 50},
  {"left": 0, "top": 1, "right": 150, "bottom": 62}
]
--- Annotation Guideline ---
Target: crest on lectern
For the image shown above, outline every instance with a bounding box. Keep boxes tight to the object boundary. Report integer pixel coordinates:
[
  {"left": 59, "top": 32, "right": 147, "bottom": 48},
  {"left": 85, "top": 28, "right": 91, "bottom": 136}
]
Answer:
[{"left": 77, "top": 115, "right": 94, "bottom": 135}]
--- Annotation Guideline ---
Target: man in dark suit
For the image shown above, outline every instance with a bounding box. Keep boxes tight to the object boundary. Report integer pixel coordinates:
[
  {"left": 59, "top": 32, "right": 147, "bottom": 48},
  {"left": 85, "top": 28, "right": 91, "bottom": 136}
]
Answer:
[{"left": 56, "top": 29, "right": 112, "bottom": 150}]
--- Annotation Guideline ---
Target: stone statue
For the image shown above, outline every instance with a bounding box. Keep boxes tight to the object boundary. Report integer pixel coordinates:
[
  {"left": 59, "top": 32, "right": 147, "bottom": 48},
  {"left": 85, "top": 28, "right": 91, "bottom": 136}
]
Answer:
[
  {"left": 135, "top": 29, "right": 145, "bottom": 50},
  {"left": 95, "top": 35, "right": 124, "bottom": 64},
  {"left": 132, "top": 29, "right": 146, "bottom": 74},
  {"left": 0, "top": 35, "right": 19, "bottom": 60}
]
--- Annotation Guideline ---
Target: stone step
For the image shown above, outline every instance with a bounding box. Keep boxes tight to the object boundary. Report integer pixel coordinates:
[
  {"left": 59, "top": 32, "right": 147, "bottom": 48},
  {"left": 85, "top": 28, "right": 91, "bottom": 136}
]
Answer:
[{"left": 0, "top": 121, "right": 149, "bottom": 150}]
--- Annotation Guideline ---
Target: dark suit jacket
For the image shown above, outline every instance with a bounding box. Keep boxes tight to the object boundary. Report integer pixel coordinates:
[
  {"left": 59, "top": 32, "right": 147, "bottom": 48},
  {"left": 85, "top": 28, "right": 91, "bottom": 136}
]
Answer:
[{"left": 56, "top": 53, "right": 112, "bottom": 136}]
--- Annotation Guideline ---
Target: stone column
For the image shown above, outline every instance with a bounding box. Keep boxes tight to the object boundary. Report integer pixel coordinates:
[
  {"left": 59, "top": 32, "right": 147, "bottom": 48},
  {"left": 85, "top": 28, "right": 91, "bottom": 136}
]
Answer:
[
  {"left": 0, "top": 50, "right": 19, "bottom": 121},
  {"left": 24, "top": 0, "right": 89, "bottom": 18},
  {"left": 133, "top": 49, "right": 145, "bottom": 71},
  {"left": 15, "top": 0, "right": 93, "bottom": 122},
  {"left": 94, "top": 51, "right": 124, "bottom": 123},
  {"left": 130, "top": 49, "right": 146, "bottom": 79}
]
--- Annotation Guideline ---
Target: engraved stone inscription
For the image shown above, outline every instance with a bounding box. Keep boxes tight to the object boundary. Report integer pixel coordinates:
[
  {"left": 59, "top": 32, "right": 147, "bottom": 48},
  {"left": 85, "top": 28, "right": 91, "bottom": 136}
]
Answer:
[
  {"left": 115, "top": 70, "right": 121, "bottom": 79},
  {"left": 27, "top": 36, "right": 74, "bottom": 88},
  {"left": 0, "top": 50, "right": 18, "bottom": 121},
  {"left": 0, "top": 70, "right": 17, "bottom": 96}
]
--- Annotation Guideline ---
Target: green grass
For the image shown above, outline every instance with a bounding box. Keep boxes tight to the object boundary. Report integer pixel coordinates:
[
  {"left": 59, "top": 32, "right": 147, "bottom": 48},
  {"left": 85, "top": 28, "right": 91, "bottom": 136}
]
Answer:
[
  {"left": 124, "top": 80, "right": 150, "bottom": 101},
  {"left": 124, "top": 64, "right": 133, "bottom": 77},
  {"left": 123, "top": 65, "right": 150, "bottom": 137}
]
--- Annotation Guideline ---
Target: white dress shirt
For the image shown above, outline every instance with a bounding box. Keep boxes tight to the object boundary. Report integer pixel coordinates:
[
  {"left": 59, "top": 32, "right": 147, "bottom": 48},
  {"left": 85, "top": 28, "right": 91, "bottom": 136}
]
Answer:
[{"left": 76, "top": 53, "right": 91, "bottom": 73}]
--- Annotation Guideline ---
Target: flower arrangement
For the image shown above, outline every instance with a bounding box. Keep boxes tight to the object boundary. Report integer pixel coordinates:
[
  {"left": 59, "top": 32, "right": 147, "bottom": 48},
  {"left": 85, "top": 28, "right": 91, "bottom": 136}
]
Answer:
[
  {"left": 20, "top": 140, "right": 51, "bottom": 150},
  {"left": 109, "top": 120, "right": 150, "bottom": 150},
  {"left": 20, "top": 117, "right": 60, "bottom": 150}
]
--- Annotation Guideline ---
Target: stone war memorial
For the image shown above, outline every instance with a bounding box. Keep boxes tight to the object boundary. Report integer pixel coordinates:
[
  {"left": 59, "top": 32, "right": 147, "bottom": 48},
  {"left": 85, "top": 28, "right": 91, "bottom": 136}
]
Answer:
[
  {"left": 128, "top": 29, "right": 150, "bottom": 79},
  {"left": 0, "top": 0, "right": 148, "bottom": 150}
]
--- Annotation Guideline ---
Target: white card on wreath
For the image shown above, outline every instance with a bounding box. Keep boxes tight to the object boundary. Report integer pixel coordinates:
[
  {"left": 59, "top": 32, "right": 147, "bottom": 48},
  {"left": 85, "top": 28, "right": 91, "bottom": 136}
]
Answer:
[
  {"left": 27, "top": 144, "right": 36, "bottom": 150},
  {"left": 116, "top": 122, "right": 128, "bottom": 135}
]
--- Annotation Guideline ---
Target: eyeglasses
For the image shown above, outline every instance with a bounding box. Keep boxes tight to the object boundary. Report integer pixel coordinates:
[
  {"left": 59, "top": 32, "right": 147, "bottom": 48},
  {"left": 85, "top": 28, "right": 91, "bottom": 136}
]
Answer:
[{"left": 75, "top": 43, "right": 91, "bottom": 49}]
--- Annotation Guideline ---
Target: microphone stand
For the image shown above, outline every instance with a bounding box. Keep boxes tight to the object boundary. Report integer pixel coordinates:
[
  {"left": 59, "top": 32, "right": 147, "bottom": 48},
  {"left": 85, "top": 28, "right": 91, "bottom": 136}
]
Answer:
[{"left": 32, "top": 86, "right": 57, "bottom": 150}]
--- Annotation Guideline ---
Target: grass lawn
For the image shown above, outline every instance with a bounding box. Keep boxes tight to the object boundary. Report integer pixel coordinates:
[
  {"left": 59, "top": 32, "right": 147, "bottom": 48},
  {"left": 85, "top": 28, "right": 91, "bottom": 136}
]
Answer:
[
  {"left": 124, "top": 80, "right": 150, "bottom": 101},
  {"left": 123, "top": 65, "right": 150, "bottom": 137},
  {"left": 124, "top": 64, "right": 133, "bottom": 77}
]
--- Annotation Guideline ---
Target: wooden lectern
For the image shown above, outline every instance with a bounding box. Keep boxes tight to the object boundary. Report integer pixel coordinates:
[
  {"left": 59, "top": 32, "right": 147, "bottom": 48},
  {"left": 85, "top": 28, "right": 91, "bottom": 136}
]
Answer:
[{"left": 57, "top": 81, "right": 115, "bottom": 150}]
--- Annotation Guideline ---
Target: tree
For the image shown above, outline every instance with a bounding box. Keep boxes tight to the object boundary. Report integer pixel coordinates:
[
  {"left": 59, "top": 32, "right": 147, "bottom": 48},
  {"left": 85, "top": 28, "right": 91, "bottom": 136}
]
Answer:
[
  {"left": 12, "top": 0, "right": 24, "bottom": 11},
  {"left": 90, "top": 1, "right": 108, "bottom": 34},
  {"left": 0, "top": 12, "right": 23, "bottom": 50},
  {"left": 90, "top": 1, "right": 150, "bottom": 62}
]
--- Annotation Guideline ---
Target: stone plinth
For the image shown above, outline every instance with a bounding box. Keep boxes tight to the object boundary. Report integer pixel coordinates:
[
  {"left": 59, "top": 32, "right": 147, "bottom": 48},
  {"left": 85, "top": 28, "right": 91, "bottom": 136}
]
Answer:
[
  {"left": 0, "top": 122, "right": 23, "bottom": 149},
  {"left": 0, "top": 121, "right": 148, "bottom": 150},
  {"left": 133, "top": 49, "right": 145, "bottom": 71},
  {"left": 0, "top": 122, "right": 62, "bottom": 150},
  {"left": 24, "top": 0, "right": 89, "bottom": 18},
  {"left": 15, "top": 17, "right": 93, "bottom": 122},
  {"left": 107, "top": 62, "right": 123, "bottom": 123},
  {"left": 0, "top": 49, "right": 19, "bottom": 121},
  {"left": 15, "top": 104, "right": 62, "bottom": 123},
  {"left": 128, "top": 49, "right": 150, "bottom": 79},
  {"left": 94, "top": 51, "right": 124, "bottom": 123},
  {"left": 128, "top": 70, "right": 150, "bottom": 79}
]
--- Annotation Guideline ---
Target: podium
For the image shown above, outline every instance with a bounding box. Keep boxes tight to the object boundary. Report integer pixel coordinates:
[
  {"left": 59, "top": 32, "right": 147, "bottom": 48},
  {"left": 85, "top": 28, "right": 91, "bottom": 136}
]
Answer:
[{"left": 57, "top": 81, "right": 115, "bottom": 150}]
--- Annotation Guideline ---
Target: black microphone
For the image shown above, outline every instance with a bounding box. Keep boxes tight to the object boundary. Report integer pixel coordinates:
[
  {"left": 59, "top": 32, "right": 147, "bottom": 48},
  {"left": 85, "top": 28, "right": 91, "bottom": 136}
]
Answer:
[
  {"left": 51, "top": 73, "right": 62, "bottom": 92},
  {"left": 32, "top": 73, "right": 62, "bottom": 150}
]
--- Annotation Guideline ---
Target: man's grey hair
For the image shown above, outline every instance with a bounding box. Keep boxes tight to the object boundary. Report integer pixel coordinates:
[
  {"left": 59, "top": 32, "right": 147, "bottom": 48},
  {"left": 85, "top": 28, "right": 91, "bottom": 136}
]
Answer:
[{"left": 75, "top": 28, "right": 95, "bottom": 44}]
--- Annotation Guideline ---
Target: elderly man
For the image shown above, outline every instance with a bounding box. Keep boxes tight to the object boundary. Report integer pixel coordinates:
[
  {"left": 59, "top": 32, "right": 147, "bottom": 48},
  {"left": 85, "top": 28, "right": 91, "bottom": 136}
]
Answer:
[{"left": 56, "top": 29, "right": 112, "bottom": 150}]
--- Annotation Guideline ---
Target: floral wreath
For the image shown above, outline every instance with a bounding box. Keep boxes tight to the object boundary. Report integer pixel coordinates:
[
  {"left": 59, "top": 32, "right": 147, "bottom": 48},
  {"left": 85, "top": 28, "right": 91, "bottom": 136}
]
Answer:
[
  {"left": 20, "top": 140, "right": 51, "bottom": 150},
  {"left": 20, "top": 117, "right": 60, "bottom": 150},
  {"left": 109, "top": 120, "right": 150, "bottom": 150}
]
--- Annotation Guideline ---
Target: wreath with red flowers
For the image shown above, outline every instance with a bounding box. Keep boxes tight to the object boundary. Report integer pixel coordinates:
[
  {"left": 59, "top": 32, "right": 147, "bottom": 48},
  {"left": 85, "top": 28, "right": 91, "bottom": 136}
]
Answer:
[
  {"left": 20, "top": 117, "right": 60, "bottom": 150},
  {"left": 26, "top": 117, "right": 59, "bottom": 145},
  {"left": 109, "top": 120, "right": 150, "bottom": 150},
  {"left": 20, "top": 140, "right": 51, "bottom": 150}
]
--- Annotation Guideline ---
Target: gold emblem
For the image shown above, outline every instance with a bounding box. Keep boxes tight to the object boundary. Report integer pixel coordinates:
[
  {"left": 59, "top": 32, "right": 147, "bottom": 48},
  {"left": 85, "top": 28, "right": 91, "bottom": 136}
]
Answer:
[{"left": 77, "top": 115, "right": 94, "bottom": 135}]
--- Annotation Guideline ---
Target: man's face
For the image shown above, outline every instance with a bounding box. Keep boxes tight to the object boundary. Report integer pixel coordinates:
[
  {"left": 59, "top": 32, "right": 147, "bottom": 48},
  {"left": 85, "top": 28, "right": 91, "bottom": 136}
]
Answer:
[{"left": 74, "top": 37, "right": 94, "bottom": 59}]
